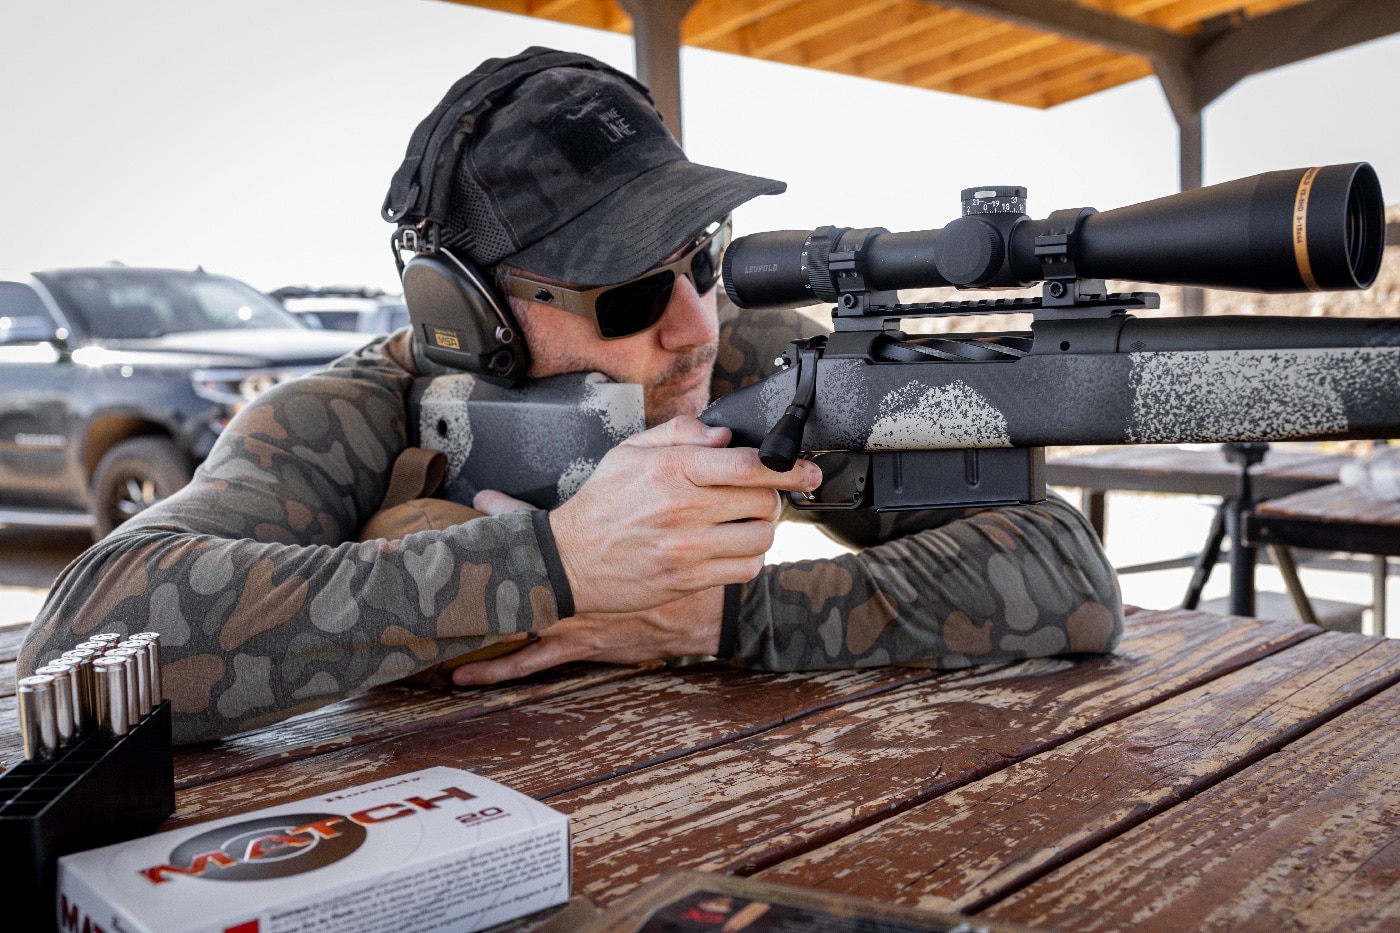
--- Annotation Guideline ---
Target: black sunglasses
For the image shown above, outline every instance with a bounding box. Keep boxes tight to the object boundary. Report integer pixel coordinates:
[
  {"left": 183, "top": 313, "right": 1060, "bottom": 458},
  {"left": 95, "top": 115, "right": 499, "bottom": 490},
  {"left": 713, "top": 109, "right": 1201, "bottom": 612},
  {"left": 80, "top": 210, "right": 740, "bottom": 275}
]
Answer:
[{"left": 501, "top": 218, "right": 731, "bottom": 339}]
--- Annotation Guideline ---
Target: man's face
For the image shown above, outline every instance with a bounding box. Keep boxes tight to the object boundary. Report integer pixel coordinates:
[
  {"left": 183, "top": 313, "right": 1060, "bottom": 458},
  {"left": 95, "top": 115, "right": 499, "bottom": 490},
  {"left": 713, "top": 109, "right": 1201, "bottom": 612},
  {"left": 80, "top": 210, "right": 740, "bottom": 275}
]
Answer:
[{"left": 509, "top": 248, "right": 721, "bottom": 427}]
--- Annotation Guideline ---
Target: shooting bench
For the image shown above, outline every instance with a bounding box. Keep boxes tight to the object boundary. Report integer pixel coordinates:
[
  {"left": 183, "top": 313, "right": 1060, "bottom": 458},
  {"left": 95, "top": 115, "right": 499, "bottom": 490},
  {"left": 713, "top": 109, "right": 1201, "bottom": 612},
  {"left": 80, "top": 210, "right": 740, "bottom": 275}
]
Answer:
[
  {"left": 1046, "top": 443, "right": 1360, "bottom": 624},
  {"left": 6, "top": 608, "right": 1395, "bottom": 931},
  {"left": 1246, "top": 482, "right": 1400, "bottom": 636}
]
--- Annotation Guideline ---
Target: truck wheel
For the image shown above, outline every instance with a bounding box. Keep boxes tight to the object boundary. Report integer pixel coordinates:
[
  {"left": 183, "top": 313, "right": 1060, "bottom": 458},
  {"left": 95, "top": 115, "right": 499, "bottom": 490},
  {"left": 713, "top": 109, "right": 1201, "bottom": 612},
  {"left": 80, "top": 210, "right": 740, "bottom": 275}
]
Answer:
[{"left": 91, "top": 437, "right": 193, "bottom": 539}]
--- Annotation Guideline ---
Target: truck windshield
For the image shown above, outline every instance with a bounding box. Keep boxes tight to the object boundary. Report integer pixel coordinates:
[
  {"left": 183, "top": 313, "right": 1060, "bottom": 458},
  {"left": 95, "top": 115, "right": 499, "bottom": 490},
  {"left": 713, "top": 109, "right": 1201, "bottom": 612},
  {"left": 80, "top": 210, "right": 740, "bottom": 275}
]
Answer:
[{"left": 38, "top": 269, "right": 303, "bottom": 339}]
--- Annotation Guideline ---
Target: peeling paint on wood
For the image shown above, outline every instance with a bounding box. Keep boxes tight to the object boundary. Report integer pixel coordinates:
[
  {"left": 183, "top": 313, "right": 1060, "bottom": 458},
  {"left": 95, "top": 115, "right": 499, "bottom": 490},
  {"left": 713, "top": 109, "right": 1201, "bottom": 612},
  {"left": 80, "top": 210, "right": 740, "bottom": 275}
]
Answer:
[
  {"left": 553, "top": 613, "right": 1320, "bottom": 902},
  {"left": 17, "top": 607, "right": 1394, "bottom": 931},
  {"left": 991, "top": 683, "right": 1400, "bottom": 931},
  {"left": 754, "top": 635, "right": 1400, "bottom": 916}
]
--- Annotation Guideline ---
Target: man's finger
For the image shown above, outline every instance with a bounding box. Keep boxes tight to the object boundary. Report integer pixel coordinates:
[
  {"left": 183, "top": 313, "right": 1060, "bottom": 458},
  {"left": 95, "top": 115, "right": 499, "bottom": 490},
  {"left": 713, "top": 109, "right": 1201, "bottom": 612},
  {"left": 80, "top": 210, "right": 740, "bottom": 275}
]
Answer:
[
  {"left": 473, "top": 489, "right": 538, "bottom": 516},
  {"left": 688, "top": 521, "right": 777, "bottom": 561},
  {"left": 621, "top": 416, "right": 730, "bottom": 451},
  {"left": 452, "top": 637, "right": 583, "bottom": 685},
  {"left": 667, "top": 444, "right": 821, "bottom": 493},
  {"left": 670, "top": 484, "right": 789, "bottom": 526}
]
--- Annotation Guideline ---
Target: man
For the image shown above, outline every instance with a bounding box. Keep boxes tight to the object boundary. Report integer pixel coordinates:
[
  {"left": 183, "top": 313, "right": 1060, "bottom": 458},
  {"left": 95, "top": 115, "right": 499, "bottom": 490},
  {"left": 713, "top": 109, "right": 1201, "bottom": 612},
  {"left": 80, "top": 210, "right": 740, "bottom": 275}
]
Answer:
[{"left": 19, "top": 49, "right": 1122, "bottom": 743}]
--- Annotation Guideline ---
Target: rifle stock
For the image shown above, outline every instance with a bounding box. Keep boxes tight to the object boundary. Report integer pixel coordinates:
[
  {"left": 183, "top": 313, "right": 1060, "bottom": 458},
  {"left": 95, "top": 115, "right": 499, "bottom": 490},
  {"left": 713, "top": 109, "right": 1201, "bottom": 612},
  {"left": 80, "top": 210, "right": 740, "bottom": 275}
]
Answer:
[{"left": 697, "top": 314, "right": 1400, "bottom": 509}]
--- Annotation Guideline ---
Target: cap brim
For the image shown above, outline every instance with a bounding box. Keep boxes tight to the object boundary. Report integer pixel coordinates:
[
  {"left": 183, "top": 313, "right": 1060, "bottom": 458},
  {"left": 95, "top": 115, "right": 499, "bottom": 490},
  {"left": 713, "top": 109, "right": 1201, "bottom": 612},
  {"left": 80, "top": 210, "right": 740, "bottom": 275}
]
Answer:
[{"left": 505, "top": 160, "right": 786, "bottom": 287}]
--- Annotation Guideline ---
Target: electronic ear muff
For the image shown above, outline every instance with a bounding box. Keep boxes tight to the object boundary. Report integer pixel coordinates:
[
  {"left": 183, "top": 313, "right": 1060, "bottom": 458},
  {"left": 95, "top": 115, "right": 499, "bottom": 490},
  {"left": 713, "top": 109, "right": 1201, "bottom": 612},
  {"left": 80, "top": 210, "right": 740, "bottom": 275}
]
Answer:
[
  {"left": 399, "top": 248, "right": 530, "bottom": 385},
  {"left": 383, "top": 48, "right": 655, "bottom": 386}
]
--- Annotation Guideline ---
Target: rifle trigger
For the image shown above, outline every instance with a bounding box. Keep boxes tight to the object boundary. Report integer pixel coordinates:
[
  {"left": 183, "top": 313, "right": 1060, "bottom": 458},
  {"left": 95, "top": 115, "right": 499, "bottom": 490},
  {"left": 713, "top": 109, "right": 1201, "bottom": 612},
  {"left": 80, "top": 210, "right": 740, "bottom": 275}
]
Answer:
[{"left": 758, "top": 343, "right": 821, "bottom": 473}]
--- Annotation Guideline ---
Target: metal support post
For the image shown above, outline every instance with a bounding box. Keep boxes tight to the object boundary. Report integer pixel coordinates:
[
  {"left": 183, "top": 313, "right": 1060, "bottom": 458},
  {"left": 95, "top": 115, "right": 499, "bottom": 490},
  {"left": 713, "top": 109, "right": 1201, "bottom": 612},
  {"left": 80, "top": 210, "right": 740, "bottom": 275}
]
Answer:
[{"left": 619, "top": 0, "right": 697, "bottom": 145}]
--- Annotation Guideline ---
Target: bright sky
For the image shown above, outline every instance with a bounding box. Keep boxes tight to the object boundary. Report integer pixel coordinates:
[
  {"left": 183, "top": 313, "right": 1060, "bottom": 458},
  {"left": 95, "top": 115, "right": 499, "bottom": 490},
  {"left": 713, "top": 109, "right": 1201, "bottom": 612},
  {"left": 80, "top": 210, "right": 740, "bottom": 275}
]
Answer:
[{"left": 4, "top": 0, "right": 1398, "bottom": 294}]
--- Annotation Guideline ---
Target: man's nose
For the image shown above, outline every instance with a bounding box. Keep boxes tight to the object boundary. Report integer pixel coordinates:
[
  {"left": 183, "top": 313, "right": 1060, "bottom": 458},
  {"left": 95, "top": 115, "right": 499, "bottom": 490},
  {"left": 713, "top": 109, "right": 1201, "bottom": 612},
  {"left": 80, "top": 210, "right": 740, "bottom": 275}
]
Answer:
[{"left": 657, "top": 274, "right": 718, "bottom": 349}]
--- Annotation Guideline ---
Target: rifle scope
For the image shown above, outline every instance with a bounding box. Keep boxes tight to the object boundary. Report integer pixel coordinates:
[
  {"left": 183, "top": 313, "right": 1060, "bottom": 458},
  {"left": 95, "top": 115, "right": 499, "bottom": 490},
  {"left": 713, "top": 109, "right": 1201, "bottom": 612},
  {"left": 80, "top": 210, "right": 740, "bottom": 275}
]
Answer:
[{"left": 723, "top": 163, "right": 1385, "bottom": 309}]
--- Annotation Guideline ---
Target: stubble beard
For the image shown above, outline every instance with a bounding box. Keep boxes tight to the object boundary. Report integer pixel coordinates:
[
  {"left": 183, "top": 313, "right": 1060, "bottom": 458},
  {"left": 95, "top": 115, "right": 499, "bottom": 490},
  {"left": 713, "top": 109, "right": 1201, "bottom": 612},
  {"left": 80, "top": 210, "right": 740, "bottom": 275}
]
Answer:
[{"left": 645, "top": 342, "right": 719, "bottom": 426}]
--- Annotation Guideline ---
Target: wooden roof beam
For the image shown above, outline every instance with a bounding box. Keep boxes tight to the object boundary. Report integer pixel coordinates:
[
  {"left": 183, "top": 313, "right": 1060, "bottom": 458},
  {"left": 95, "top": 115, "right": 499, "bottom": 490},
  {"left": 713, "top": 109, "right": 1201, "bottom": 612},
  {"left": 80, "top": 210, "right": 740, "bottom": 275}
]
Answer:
[
  {"left": 950, "top": 41, "right": 1106, "bottom": 100},
  {"left": 918, "top": 0, "right": 1192, "bottom": 62},
  {"left": 800, "top": 4, "right": 967, "bottom": 72},
  {"left": 785, "top": 5, "right": 939, "bottom": 71},
  {"left": 860, "top": 17, "right": 1012, "bottom": 82},
  {"left": 531, "top": 0, "right": 588, "bottom": 17},
  {"left": 1035, "top": 57, "right": 1154, "bottom": 108},
  {"left": 452, "top": 0, "right": 618, "bottom": 29},
  {"left": 683, "top": 0, "right": 799, "bottom": 45},
  {"left": 918, "top": 0, "right": 1400, "bottom": 115},
  {"left": 908, "top": 28, "right": 1063, "bottom": 88},
  {"left": 519, "top": 0, "right": 630, "bottom": 30},
  {"left": 1189, "top": 0, "right": 1400, "bottom": 109},
  {"left": 708, "top": 0, "right": 906, "bottom": 60},
  {"left": 1139, "top": 0, "right": 1304, "bottom": 33},
  {"left": 992, "top": 48, "right": 1147, "bottom": 107},
  {"left": 443, "top": 0, "right": 532, "bottom": 17}
]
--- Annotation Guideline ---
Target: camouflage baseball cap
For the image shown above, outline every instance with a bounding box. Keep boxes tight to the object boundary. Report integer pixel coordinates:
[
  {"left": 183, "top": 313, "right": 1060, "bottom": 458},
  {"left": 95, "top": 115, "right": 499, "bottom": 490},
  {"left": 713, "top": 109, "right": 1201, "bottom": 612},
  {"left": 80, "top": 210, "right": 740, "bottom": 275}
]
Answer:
[{"left": 384, "top": 47, "right": 786, "bottom": 288}]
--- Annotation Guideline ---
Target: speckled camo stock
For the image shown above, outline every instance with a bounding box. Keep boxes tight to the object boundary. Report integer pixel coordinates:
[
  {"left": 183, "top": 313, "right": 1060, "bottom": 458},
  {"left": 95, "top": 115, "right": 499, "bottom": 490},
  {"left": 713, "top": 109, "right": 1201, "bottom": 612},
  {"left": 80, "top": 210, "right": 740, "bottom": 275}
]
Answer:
[
  {"left": 410, "top": 370, "right": 646, "bottom": 510},
  {"left": 19, "top": 301, "right": 1122, "bottom": 743},
  {"left": 703, "top": 317, "right": 1400, "bottom": 452}
]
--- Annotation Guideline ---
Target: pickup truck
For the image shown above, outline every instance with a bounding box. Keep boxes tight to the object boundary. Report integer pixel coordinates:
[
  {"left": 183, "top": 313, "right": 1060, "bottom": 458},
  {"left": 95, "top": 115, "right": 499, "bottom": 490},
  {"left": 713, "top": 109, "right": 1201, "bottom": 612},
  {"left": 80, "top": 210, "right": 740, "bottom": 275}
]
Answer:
[{"left": 0, "top": 266, "right": 371, "bottom": 538}]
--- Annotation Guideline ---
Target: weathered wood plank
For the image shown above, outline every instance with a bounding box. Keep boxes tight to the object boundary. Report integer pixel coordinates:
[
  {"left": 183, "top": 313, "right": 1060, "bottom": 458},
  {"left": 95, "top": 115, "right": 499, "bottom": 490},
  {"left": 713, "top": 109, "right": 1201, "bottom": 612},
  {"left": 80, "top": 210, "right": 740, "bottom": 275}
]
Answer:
[
  {"left": 0, "top": 660, "right": 650, "bottom": 775},
  {"left": 546, "top": 611, "right": 1318, "bottom": 903},
  {"left": 988, "top": 683, "right": 1400, "bottom": 933},
  {"left": 1044, "top": 447, "right": 1346, "bottom": 499},
  {"left": 752, "top": 633, "right": 1400, "bottom": 924},
  {"left": 0, "top": 623, "right": 28, "bottom": 665},
  {"left": 0, "top": 624, "right": 30, "bottom": 698},
  {"left": 163, "top": 663, "right": 948, "bottom": 828},
  {"left": 2, "top": 626, "right": 31, "bottom": 768},
  {"left": 1248, "top": 481, "right": 1400, "bottom": 557},
  {"left": 169, "top": 662, "right": 653, "bottom": 787},
  {"left": 1256, "top": 482, "right": 1400, "bottom": 525},
  {"left": 162, "top": 609, "right": 1302, "bottom": 829}
]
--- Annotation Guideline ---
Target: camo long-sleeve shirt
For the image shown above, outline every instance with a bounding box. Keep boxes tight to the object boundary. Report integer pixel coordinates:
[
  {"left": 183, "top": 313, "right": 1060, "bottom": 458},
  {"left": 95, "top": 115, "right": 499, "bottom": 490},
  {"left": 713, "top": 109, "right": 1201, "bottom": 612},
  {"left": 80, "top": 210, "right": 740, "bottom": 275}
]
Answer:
[{"left": 19, "top": 302, "right": 1122, "bottom": 743}]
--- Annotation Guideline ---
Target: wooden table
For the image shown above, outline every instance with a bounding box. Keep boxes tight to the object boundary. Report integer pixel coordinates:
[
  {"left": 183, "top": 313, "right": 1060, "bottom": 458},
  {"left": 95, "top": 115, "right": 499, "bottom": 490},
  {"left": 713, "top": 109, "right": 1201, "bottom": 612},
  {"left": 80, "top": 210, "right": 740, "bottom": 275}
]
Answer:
[
  {"left": 1046, "top": 444, "right": 1352, "bottom": 616},
  {"left": 1045, "top": 444, "right": 1350, "bottom": 539},
  {"left": 1246, "top": 482, "right": 1400, "bottom": 635},
  {"left": 4, "top": 610, "right": 1399, "bottom": 932}
]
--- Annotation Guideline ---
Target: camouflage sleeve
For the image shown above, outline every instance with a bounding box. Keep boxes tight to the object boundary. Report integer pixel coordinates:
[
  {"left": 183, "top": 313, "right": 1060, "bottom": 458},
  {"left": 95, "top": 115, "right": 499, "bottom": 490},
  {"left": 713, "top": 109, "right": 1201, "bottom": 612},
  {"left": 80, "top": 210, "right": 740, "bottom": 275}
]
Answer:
[
  {"left": 733, "top": 495, "right": 1123, "bottom": 670},
  {"left": 709, "top": 295, "right": 830, "bottom": 401},
  {"left": 17, "top": 331, "right": 571, "bottom": 744},
  {"left": 711, "top": 298, "right": 1123, "bottom": 670}
]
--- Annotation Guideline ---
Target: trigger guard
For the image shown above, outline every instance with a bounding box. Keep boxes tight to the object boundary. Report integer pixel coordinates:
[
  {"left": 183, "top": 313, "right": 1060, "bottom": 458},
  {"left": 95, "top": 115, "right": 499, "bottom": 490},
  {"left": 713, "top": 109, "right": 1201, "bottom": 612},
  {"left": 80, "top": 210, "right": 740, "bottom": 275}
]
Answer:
[{"left": 785, "top": 453, "right": 870, "bottom": 510}]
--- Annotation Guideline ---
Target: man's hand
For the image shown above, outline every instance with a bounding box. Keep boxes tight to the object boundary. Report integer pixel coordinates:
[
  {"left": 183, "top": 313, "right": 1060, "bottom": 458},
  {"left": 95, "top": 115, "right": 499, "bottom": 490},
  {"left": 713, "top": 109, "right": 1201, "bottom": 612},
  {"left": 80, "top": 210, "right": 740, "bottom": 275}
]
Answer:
[
  {"left": 544, "top": 417, "right": 819, "bottom": 615},
  {"left": 450, "top": 586, "right": 725, "bottom": 685}
]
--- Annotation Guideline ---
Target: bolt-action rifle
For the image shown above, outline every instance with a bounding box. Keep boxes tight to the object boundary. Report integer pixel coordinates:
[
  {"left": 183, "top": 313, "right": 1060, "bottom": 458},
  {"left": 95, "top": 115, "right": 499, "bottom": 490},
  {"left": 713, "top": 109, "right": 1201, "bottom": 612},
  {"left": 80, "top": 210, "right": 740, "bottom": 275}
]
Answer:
[{"left": 697, "top": 163, "right": 1397, "bottom": 511}]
